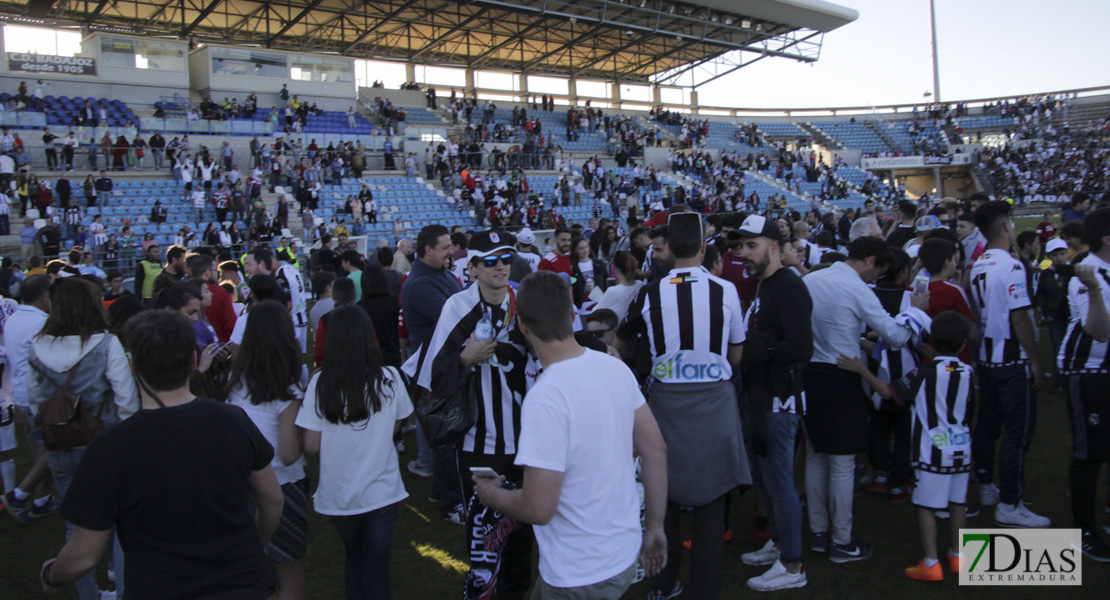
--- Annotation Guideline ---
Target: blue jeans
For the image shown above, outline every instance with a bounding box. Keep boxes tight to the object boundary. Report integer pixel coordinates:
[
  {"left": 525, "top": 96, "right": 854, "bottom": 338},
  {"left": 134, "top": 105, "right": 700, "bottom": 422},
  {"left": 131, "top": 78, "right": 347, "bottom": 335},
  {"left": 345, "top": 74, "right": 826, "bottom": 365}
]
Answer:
[
  {"left": 330, "top": 502, "right": 399, "bottom": 600},
  {"left": 49, "top": 448, "right": 124, "bottom": 599},
  {"left": 973, "top": 364, "right": 1036, "bottom": 505},
  {"left": 751, "top": 411, "right": 804, "bottom": 563},
  {"left": 96, "top": 191, "right": 111, "bottom": 206}
]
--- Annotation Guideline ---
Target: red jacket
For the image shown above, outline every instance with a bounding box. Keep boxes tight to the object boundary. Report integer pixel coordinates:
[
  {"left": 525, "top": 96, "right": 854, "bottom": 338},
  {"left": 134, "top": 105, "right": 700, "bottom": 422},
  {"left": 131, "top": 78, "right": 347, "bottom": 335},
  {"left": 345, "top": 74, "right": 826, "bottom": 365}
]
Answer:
[{"left": 205, "top": 282, "right": 237, "bottom": 343}]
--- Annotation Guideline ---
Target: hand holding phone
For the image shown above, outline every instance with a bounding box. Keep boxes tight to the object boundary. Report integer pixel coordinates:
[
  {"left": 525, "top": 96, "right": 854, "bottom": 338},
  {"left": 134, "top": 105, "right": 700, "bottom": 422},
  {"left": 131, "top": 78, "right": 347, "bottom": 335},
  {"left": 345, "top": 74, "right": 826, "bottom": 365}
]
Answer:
[{"left": 469, "top": 466, "right": 501, "bottom": 479}]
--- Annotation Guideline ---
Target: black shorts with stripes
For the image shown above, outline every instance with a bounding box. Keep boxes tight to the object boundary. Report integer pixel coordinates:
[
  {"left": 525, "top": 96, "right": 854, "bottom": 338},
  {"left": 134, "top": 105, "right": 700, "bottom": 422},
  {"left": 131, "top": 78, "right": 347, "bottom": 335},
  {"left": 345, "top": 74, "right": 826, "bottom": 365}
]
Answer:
[{"left": 1068, "top": 374, "right": 1110, "bottom": 461}]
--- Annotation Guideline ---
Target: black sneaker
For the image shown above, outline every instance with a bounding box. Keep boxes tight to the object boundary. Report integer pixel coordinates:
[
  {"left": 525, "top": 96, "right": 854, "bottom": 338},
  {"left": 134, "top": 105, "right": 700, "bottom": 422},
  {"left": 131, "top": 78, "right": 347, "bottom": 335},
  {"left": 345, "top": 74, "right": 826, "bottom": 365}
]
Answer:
[
  {"left": 1082, "top": 532, "right": 1110, "bottom": 563},
  {"left": 829, "top": 539, "right": 875, "bottom": 563},
  {"left": 810, "top": 532, "right": 830, "bottom": 554},
  {"left": 443, "top": 503, "right": 466, "bottom": 525}
]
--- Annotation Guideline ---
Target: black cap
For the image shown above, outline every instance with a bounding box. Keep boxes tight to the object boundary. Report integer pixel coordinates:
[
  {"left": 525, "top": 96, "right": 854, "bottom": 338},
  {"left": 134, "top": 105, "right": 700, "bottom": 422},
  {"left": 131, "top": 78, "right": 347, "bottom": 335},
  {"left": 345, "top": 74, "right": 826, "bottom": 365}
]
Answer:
[
  {"left": 734, "top": 215, "right": 783, "bottom": 242},
  {"left": 467, "top": 230, "right": 515, "bottom": 261}
]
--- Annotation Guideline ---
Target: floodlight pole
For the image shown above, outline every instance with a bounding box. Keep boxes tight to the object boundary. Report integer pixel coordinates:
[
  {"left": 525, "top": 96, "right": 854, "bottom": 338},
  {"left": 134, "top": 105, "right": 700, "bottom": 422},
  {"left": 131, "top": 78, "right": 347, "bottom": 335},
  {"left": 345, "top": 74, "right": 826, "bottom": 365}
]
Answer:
[{"left": 929, "top": 0, "right": 941, "bottom": 102}]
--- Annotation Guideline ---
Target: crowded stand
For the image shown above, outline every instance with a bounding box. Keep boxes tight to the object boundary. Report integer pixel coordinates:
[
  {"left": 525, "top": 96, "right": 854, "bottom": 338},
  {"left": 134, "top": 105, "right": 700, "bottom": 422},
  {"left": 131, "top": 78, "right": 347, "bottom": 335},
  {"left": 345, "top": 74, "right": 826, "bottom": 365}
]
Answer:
[{"left": 5, "top": 65, "right": 1110, "bottom": 600}]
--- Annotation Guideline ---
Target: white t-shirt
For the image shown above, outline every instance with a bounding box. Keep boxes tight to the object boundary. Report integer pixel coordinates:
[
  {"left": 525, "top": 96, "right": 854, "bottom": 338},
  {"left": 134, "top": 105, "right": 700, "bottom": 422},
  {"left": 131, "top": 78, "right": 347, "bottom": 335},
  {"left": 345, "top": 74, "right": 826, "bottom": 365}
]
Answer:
[
  {"left": 592, "top": 281, "right": 644, "bottom": 322},
  {"left": 519, "top": 251, "right": 541, "bottom": 272},
  {"left": 228, "top": 366, "right": 309, "bottom": 485},
  {"left": 514, "top": 349, "right": 643, "bottom": 588},
  {"left": 294, "top": 367, "right": 412, "bottom": 516}
]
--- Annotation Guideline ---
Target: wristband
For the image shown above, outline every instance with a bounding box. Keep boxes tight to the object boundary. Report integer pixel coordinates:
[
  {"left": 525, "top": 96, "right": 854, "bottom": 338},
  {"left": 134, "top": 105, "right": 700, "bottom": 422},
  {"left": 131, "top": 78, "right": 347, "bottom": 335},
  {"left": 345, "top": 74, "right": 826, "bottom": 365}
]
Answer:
[{"left": 41, "top": 559, "right": 60, "bottom": 588}]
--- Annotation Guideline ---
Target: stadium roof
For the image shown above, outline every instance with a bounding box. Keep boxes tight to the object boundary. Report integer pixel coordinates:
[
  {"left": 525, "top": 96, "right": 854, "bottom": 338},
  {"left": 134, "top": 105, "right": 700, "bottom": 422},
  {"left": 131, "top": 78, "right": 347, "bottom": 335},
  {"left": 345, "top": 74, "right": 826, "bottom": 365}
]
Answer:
[{"left": 9, "top": 0, "right": 857, "bottom": 86}]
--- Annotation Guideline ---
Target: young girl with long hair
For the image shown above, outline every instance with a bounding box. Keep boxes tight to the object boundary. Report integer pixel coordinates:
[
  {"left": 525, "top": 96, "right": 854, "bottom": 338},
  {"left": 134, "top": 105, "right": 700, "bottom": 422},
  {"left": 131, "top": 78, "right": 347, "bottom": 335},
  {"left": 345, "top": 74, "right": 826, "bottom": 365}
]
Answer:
[
  {"left": 226, "top": 301, "right": 309, "bottom": 600},
  {"left": 294, "top": 305, "right": 411, "bottom": 600}
]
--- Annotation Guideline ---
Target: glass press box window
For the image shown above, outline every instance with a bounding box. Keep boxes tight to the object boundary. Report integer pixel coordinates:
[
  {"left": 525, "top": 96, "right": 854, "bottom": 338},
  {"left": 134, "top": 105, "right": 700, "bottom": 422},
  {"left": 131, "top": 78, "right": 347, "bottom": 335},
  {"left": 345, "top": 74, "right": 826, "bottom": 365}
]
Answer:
[
  {"left": 290, "top": 56, "right": 354, "bottom": 84},
  {"left": 100, "top": 38, "right": 186, "bottom": 71},
  {"left": 211, "top": 47, "right": 288, "bottom": 78}
]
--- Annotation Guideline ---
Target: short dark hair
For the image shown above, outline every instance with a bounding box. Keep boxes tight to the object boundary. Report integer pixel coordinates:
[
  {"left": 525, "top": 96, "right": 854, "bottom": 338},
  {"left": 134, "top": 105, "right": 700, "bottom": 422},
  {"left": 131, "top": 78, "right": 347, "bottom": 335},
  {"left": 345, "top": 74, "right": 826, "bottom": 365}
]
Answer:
[
  {"left": 648, "top": 224, "right": 668, "bottom": 243},
  {"left": 376, "top": 246, "right": 395, "bottom": 267},
  {"left": 1015, "top": 230, "right": 1038, "bottom": 250},
  {"left": 1084, "top": 207, "right": 1110, "bottom": 253},
  {"left": 517, "top": 271, "right": 574, "bottom": 342},
  {"left": 321, "top": 233, "right": 332, "bottom": 246},
  {"left": 332, "top": 277, "right": 356, "bottom": 305},
  {"left": 585, "top": 308, "right": 619, "bottom": 330},
  {"left": 898, "top": 200, "right": 917, "bottom": 219},
  {"left": 416, "top": 224, "right": 449, "bottom": 258},
  {"left": 973, "top": 201, "right": 1011, "bottom": 242},
  {"left": 701, "top": 244, "right": 720, "bottom": 270},
  {"left": 248, "top": 274, "right": 284, "bottom": 304},
  {"left": 668, "top": 213, "right": 702, "bottom": 259},
  {"left": 340, "top": 250, "right": 362, "bottom": 268},
  {"left": 185, "top": 253, "right": 213, "bottom": 278},
  {"left": 1073, "top": 192, "right": 1090, "bottom": 207},
  {"left": 125, "top": 310, "right": 196, "bottom": 391},
  {"left": 311, "top": 270, "right": 336, "bottom": 297},
  {"left": 250, "top": 247, "right": 275, "bottom": 272},
  {"left": 106, "top": 270, "right": 123, "bottom": 282},
  {"left": 153, "top": 281, "right": 201, "bottom": 310},
  {"left": 931, "top": 310, "right": 971, "bottom": 356},
  {"left": 450, "top": 232, "right": 468, "bottom": 249},
  {"left": 165, "top": 245, "right": 187, "bottom": 263},
  {"left": 919, "top": 238, "right": 956, "bottom": 276},
  {"left": 1060, "top": 220, "right": 1084, "bottom": 240},
  {"left": 968, "top": 192, "right": 991, "bottom": 206},
  {"left": 554, "top": 226, "right": 571, "bottom": 239},
  {"left": 846, "top": 236, "right": 892, "bottom": 269},
  {"left": 814, "top": 230, "right": 834, "bottom": 247},
  {"left": 67, "top": 249, "right": 81, "bottom": 264},
  {"left": 219, "top": 259, "right": 240, "bottom": 274}
]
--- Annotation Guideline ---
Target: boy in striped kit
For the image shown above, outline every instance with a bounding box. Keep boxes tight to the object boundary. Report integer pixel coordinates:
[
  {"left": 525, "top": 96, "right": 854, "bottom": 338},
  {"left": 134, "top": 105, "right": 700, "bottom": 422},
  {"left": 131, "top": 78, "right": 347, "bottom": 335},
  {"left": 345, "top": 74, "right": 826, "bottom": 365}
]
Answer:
[{"left": 839, "top": 311, "right": 974, "bottom": 581}]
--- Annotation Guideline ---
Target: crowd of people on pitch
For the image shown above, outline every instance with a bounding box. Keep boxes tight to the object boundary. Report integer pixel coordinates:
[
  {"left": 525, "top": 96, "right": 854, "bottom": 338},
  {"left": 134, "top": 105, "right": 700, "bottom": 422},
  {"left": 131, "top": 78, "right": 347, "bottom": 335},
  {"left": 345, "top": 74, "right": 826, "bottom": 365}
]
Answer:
[{"left": 3, "top": 186, "right": 1109, "bottom": 600}]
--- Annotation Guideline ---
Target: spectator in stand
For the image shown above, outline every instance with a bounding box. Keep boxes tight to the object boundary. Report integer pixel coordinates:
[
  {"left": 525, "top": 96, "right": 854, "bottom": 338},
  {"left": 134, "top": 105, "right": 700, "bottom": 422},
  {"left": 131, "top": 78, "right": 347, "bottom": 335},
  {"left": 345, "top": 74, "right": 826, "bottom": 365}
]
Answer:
[{"left": 94, "top": 171, "right": 112, "bottom": 207}]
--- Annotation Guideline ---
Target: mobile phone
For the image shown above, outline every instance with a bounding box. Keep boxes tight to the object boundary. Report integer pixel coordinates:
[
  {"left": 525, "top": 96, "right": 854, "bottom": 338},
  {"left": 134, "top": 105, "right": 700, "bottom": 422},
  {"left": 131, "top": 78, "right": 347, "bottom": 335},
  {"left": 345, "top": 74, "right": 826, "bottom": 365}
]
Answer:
[{"left": 469, "top": 467, "right": 501, "bottom": 479}]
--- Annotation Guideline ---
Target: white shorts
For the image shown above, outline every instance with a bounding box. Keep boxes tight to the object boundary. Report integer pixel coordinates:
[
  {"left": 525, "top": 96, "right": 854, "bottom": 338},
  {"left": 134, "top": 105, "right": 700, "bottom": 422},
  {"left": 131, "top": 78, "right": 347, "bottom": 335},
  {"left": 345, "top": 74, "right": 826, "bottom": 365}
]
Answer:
[
  {"left": 0, "top": 409, "right": 16, "bottom": 453},
  {"left": 912, "top": 470, "right": 969, "bottom": 510}
]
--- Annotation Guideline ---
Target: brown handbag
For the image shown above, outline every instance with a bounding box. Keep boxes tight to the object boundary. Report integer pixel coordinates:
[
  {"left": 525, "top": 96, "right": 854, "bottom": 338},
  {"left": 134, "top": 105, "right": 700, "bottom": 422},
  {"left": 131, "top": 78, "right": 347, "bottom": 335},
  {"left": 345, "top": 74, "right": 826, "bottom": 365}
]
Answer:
[{"left": 30, "top": 356, "right": 106, "bottom": 451}]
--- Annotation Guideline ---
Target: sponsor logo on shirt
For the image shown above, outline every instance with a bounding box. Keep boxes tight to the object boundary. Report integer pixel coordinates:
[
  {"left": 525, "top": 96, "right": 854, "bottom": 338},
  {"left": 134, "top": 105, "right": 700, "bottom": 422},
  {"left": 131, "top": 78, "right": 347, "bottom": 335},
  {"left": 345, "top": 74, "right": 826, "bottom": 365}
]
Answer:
[{"left": 653, "top": 352, "right": 723, "bottom": 381}]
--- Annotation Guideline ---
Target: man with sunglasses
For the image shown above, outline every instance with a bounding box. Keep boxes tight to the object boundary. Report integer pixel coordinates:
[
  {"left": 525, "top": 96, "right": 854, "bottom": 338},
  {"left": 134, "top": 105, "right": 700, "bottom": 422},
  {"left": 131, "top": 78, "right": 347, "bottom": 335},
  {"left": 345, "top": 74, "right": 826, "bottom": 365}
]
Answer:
[{"left": 407, "top": 229, "right": 535, "bottom": 599}]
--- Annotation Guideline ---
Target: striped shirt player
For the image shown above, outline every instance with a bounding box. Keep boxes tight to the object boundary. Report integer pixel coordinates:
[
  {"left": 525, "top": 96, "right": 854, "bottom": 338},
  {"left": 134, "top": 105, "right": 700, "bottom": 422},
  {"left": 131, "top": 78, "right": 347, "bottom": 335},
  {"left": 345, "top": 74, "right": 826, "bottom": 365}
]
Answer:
[
  {"left": 1058, "top": 254, "right": 1110, "bottom": 375},
  {"left": 895, "top": 356, "right": 973, "bottom": 510},
  {"left": 275, "top": 262, "right": 309, "bottom": 352},
  {"left": 969, "top": 248, "right": 1032, "bottom": 366}
]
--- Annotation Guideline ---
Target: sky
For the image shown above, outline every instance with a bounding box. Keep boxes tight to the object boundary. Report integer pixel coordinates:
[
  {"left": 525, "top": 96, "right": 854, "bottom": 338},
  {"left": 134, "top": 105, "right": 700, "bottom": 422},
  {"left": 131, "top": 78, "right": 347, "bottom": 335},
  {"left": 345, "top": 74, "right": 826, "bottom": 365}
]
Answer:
[
  {"left": 5, "top": 0, "right": 1110, "bottom": 111},
  {"left": 696, "top": 0, "right": 1110, "bottom": 110}
]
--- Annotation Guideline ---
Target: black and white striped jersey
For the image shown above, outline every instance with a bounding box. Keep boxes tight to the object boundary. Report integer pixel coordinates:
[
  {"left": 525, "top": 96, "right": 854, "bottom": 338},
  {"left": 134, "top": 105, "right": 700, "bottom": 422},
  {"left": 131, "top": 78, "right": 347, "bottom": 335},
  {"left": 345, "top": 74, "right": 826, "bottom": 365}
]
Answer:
[
  {"left": 1057, "top": 254, "right": 1110, "bottom": 375},
  {"left": 403, "top": 283, "right": 531, "bottom": 456},
  {"left": 896, "top": 357, "right": 974, "bottom": 474},
  {"left": 969, "top": 249, "right": 1032, "bottom": 366},
  {"left": 617, "top": 266, "right": 745, "bottom": 384}
]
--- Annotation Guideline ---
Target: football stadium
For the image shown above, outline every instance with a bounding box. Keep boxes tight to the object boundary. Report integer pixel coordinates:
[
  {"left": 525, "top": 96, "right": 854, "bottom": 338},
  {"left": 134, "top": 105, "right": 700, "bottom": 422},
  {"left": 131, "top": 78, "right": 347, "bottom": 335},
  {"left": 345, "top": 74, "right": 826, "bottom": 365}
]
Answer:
[{"left": 0, "top": 0, "right": 1107, "bottom": 597}]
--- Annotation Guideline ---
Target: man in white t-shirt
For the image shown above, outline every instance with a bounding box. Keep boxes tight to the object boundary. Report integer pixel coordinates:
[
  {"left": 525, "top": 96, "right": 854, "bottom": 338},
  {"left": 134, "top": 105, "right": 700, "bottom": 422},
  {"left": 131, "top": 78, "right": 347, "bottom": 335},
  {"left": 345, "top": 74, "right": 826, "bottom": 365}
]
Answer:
[{"left": 474, "top": 271, "right": 668, "bottom": 598}]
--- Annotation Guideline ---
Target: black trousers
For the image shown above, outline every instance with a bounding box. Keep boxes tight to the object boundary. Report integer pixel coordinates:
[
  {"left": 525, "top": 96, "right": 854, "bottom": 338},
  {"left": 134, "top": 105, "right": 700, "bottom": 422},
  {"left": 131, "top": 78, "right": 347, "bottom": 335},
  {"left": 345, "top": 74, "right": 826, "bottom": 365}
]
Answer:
[
  {"left": 868, "top": 408, "right": 913, "bottom": 487},
  {"left": 457, "top": 451, "right": 533, "bottom": 600},
  {"left": 649, "top": 494, "right": 727, "bottom": 600},
  {"left": 1068, "top": 374, "right": 1110, "bottom": 533}
]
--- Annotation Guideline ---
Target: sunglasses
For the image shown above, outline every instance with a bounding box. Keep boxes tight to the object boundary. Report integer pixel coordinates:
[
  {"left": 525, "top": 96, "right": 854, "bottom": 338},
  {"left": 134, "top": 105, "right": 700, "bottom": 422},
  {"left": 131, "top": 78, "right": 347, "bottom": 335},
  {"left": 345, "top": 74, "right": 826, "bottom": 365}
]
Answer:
[
  {"left": 589, "top": 327, "right": 614, "bottom": 338},
  {"left": 480, "top": 252, "right": 514, "bottom": 268}
]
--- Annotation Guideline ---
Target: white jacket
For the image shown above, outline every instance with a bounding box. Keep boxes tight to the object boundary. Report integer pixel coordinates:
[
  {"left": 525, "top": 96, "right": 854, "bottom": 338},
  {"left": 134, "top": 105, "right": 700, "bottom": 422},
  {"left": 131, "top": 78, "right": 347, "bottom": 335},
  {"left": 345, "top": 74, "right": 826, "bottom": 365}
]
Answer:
[{"left": 27, "top": 333, "right": 138, "bottom": 421}]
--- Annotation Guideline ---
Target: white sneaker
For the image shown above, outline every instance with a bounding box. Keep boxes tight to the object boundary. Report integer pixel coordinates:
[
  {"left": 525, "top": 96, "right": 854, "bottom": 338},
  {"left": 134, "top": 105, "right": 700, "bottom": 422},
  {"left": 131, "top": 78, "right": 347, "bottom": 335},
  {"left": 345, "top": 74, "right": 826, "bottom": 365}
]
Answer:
[
  {"left": 742, "top": 540, "right": 781, "bottom": 566},
  {"left": 747, "top": 560, "right": 807, "bottom": 592},
  {"left": 979, "top": 483, "right": 1000, "bottom": 508},
  {"left": 994, "top": 501, "right": 1051, "bottom": 528}
]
